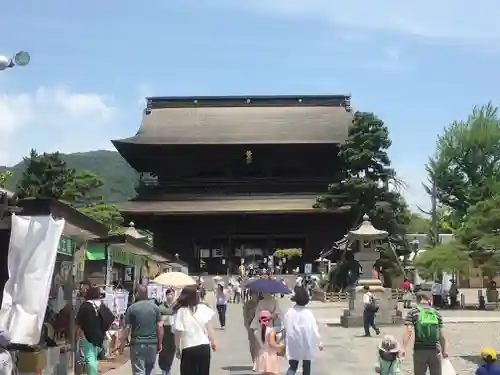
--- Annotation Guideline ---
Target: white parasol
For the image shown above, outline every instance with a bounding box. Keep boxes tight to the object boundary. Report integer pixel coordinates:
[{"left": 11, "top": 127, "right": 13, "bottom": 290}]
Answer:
[{"left": 153, "top": 272, "right": 196, "bottom": 287}]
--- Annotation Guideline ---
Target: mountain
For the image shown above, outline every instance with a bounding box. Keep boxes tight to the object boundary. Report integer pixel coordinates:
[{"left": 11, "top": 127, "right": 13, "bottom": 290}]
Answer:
[{"left": 0, "top": 150, "right": 139, "bottom": 202}]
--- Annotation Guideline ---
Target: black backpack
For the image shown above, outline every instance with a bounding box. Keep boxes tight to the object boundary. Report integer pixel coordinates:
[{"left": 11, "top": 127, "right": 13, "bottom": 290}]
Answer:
[
  {"left": 99, "top": 303, "right": 115, "bottom": 331},
  {"left": 366, "top": 294, "right": 379, "bottom": 313}
]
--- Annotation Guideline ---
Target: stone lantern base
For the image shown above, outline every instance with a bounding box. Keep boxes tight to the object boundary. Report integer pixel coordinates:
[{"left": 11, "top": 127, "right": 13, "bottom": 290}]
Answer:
[{"left": 340, "top": 278, "right": 404, "bottom": 327}]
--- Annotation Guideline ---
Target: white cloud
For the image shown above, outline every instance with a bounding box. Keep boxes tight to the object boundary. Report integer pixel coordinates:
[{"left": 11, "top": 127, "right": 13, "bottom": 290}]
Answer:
[
  {"left": 0, "top": 87, "right": 118, "bottom": 166},
  {"left": 220, "top": 0, "right": 500, "bottom": 42}
]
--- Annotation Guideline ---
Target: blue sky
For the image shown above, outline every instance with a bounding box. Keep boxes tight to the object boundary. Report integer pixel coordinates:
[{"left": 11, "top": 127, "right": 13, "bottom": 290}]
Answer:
[{"left": 1, "top": 0, "right": 499, "bottom": 211}]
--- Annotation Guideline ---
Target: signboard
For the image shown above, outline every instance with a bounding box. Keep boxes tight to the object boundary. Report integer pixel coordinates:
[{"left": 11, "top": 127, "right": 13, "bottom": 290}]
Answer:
[
  {"left": 57, "top": 236, "right": 76, "bottom": 256},
  {"left": 111, "top": 247, "right": 136, "bottom": 267}
]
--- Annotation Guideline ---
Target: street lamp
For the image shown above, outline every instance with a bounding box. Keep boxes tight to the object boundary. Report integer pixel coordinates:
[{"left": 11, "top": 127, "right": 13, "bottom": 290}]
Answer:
[{"left": 0, "top": 51, "right": 30, "bottom": 71}]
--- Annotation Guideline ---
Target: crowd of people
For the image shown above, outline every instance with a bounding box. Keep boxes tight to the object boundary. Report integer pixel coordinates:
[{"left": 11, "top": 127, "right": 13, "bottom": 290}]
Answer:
[{"left": 73, "top": 277, "right": 500, "bottom": 375}]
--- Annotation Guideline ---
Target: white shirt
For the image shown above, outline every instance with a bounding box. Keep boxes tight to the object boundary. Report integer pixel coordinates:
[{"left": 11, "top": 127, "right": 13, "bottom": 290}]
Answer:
[
  {"left": 173, "top": 304, "right": 215, "bottom": 350},
  {"left": 431, "top": 283, "right": 442, "bottom": 295},
  {"left": 283, "top": 306, "right": 321, "bottom": 360},
  {"left": 363, "top": 291, "right": 373, "bottom": 304},
  {"left": 233, "top": 282, "right": 241, "bottom": 293}
]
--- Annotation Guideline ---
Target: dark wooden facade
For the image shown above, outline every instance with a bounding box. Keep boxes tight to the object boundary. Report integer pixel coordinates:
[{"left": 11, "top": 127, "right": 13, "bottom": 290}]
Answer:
[{"left": 113, "top": 95, "right": 354, "bottom": 273}]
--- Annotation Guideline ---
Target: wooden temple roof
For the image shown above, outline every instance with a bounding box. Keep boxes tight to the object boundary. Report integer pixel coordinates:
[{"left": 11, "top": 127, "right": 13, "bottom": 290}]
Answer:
[
  {"left": 118, "top": 195, "right": 341, "bottom": 215},
  {"left": 113, "top": 94, "right": 352, "bottom": 146}
]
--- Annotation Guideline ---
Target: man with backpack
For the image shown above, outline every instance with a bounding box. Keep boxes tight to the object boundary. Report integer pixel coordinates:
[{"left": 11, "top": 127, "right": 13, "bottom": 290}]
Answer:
[
  {"left": 362, "top": 285, "right": 380, "bottom": 337},
  {"left": 401, "top": 291, "right": 448, "bottom": 375}
]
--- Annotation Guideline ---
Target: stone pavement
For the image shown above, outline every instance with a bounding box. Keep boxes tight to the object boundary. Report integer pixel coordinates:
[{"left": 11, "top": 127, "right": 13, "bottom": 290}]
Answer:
[{"left": 106, "top": 296, "right": 500, "bottom": 375}]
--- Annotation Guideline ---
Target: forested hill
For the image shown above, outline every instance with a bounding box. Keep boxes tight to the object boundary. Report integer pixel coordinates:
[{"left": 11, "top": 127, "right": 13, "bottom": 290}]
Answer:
[{"left": 0, "top": 150, "right": 139, "bottom": 202}]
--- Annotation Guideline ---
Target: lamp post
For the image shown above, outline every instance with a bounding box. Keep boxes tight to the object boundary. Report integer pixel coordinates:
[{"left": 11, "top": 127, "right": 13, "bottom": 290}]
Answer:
[{"left": 0, "top": 51, "right": 30, "bottom": 71}]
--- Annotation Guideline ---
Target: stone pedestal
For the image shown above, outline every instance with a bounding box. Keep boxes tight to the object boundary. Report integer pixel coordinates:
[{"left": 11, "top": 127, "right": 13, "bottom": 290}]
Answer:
[{"left": 340, "top": 245, "right": 403, "bottom": 327}]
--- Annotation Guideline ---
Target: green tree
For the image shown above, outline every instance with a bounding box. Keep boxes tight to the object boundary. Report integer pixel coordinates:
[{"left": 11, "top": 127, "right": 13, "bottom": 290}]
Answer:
[
  {"left": 427, "top": 103, "right": 500, "bottom": 223},
  {"left": 80, "top": 203, "right": 124, "bottom": 233},
  {"left": 407, "top": 213, "right": 430, "bottom": 234},
  {"left": 316, "top": 111, "right": 411, "bottom": 237},
  {"left": 414, "top": 242, "right": 470, "bottom": 279},
  {"left": 455, "top": 192, "right": 500, "bottom": 274},
  {"left": 316, "top": 111, "right": 411, "bottom": 289},
  {"left": 16, "top": 149, "right": 103, "bottom": 204},
  {"left": 16, "top": 149, "right": 73, "bottom": 199},
  {"left": 0, "top": 171, "right": 12, "bottom": 188},
  {"left": 62, "top": 170, "right": 103, "bottom": 204}
]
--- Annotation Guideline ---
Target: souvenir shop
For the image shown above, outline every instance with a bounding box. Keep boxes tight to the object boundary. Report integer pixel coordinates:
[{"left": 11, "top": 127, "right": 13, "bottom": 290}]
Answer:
[{"left": 0, "top": 198, "right": 109, "bottom": 375}]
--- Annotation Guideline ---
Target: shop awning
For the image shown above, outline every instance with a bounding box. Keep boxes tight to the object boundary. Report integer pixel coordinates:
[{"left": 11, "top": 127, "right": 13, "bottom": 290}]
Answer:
[
  {"left": 17, "top": 198, "right": 108, "bottom": 240},
  {"left": 88, "top": 234, "right": 176, "bottom": 266}
]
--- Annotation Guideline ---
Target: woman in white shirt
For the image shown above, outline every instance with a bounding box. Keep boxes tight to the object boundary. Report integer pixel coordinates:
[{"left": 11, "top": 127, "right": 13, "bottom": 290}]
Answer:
[
  {"left": 283, "top": 287, "right": 323, "bottom": 375},
  {"left": 215, "top": 283, "right": 229, "bottom": 329},
  {"left": 173, "top": 285, "right": 216, "bottom": 375}
]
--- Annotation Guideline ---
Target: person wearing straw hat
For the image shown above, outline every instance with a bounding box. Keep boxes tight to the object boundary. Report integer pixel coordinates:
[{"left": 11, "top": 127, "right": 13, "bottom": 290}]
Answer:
[
  {"left": 477, "top": 347, "right": 500, "bottom": 375},
  {"left": 375, "top": 335, "right": 402, "bottom": 375}
]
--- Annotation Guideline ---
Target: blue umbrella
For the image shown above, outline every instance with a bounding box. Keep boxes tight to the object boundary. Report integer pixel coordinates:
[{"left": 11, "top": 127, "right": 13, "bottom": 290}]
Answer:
[{"left": 246, "top": 278, "right": 291, "bottom": 294}]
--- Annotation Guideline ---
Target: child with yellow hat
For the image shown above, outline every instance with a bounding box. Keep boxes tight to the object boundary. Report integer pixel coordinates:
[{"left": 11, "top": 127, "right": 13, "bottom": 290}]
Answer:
[{"left": 476, "top": 347, "right": 500, "bottom": 375}]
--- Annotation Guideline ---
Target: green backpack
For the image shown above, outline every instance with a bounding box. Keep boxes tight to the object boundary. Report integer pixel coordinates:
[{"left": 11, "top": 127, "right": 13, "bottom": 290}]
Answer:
[{"left": 415, "top": 305, "right": 440, "bottom": 345}]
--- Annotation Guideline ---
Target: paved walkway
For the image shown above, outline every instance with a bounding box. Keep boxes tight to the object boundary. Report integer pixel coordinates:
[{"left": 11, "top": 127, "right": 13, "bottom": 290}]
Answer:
[{"left": 106, "top": 297, "right": 500, "bottom": 375}]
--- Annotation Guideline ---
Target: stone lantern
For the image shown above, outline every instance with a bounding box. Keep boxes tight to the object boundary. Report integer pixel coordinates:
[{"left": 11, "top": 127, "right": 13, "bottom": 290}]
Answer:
[{"left": 340, "top": 214, "right": 402, "bottom": 327}]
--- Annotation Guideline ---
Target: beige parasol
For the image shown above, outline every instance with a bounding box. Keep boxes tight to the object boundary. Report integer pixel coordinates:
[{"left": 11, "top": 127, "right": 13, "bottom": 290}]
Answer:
[{"left": 153, "top": 272, "right": 196, "bottom": 287}]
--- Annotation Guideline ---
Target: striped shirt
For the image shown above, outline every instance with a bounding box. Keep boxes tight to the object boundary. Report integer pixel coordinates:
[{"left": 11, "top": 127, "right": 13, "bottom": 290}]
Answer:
[{"left": 405, "top": 304, "right": 443, "bottom": 349}]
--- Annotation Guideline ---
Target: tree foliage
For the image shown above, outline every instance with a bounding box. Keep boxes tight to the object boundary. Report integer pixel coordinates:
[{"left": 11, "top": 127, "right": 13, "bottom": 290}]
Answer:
[
  {"left": 427, "top": 103, "right": 500, "bottom": 222},
  {"left": 16, "top": 149, "right": 73, "bottom": 199},
  {"left": 0, "top": 171, "right": 12, "bottom": 188},
  {"left": 414, "top": 242, "right": 470, "bottom": 279},
  {"left": 317, "top": 111, "right": 412, "bottom": 289},
  {"left": 62, "top": 170, "right": 103, "bottom": 204},
  {"left": 407, "top": 213, "right": 430, "bottom": 234},
  {"left": 2, "top": 150, "right": 138, "bottom": 203},
  {"left": 316, "top": 111, "right": 411, "bottom": 237},
  {"left": 16, "top": 149, "right": 103, "bottom": 204},
  {"left": 15, "top": 149, "right": 125, "bottom": 232},
  {"left": 80, "top": 203, "right": 124, "bottom": 233},
  {"left": 273, "top": 248, "right": 302, "bottom": 258},
  {"left": 455, "top": 192, "right": 500, "bottom": 273}
]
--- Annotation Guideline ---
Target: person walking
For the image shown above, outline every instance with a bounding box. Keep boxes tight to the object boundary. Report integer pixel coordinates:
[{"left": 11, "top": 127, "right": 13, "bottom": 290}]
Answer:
[
  {"left": 76, "top": 286, "right": 115, "bottom": 375},
  {"left": 401, "top": 291, "right": 448, "bottom": 375},
  {"left": 283, "top": 287, "right": 323, "bottom": 375},
  {"left": 173, "top": 284, "right": 216, "bottom": 375},
  {"left": 253, "top": 310, "right": 283, "bottom": 375},
  {"left": 448, "top": 280, "right": 459, "bottom": 308},
  {"left": 243, "top": 292, "right": 260, "bottom": 364},
  {"left": 431, "top": 280, "right": 443, "bottom": 308},
  {"left": 233, "top": 278, "right": 242, "bottom": 304},
  {"left": 402, "top": 278, "right": 413, "bottom": 309},
  {"left": 363, "top": 285, "right": 380, "bottom": 337},
  {"left": 125, "top": 285, "right": 164, "bottom": 375},
  {"left": 215, "top": 283, "right": 229, "bottom": 329},
  {"left": 158, "top": 288, "right": 177, "bottom": 375}
]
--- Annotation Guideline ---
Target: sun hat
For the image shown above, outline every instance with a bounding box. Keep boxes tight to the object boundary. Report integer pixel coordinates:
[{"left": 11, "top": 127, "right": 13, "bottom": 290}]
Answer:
[
  {"left": 482, "top": 347, "right": 497, "bottom": 360},
  {"left": 379, "top": 335, "right": 399, "bottom": 353}
]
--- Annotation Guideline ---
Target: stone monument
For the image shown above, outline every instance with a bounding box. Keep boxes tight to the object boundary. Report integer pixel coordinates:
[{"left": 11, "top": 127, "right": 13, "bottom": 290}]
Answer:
[{"left": 340, "top": 214, "right": 403, "bottom": 327}]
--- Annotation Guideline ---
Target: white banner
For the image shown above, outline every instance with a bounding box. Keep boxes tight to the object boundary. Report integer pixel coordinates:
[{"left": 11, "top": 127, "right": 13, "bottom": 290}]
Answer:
[{"left": 0, "top": 214, "right": 64, "bottom": 345}]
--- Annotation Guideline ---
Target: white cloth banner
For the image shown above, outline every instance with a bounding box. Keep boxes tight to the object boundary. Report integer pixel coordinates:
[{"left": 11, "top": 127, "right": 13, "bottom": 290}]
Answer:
[{"left": 0, "top": 214, "right": 65, "bottom": 345}]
